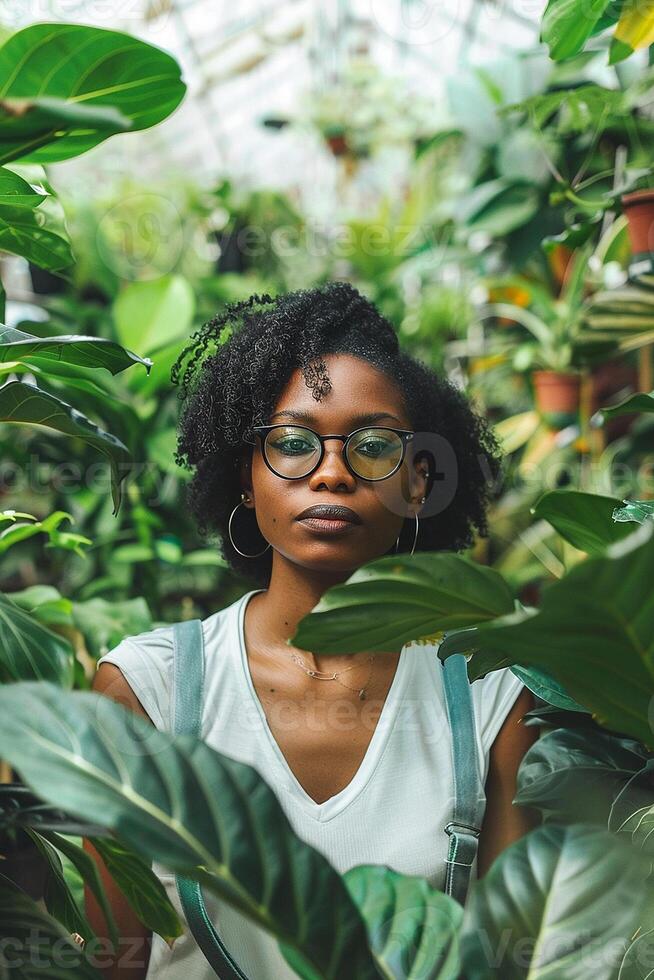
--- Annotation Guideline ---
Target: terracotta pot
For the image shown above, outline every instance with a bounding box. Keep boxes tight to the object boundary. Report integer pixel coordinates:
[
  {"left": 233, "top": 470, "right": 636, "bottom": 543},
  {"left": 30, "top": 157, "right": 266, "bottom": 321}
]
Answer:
[
  {"left": 622, "top": 189, "right": 654, "bottom": 255},
  {"left": 532, "top": 370, "right": 581, "bottom": 427}
]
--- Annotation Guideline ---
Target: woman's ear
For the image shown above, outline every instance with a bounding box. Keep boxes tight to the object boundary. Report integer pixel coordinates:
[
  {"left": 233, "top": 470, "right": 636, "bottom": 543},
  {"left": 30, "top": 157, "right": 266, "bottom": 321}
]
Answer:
[
  {"left": 239, "top": 454, "right": 254, "bottom": 503},
  {"left": 410, "top": 454, "right": 430, "bottom": 509}
]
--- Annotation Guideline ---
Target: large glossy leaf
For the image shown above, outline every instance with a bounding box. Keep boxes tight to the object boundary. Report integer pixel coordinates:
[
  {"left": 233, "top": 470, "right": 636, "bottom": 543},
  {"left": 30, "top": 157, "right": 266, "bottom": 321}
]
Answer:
[
  {"left": 0, "top": 380, "right": 131, "bottom": 515},
  {"left": 0, "top": 591, "right": 73, "bottom": 685},
  {"left": 515, "top": 726, "right": 652, "bottom": 825},
  {"left": 0, "top": 24, "right": 186, "bottom": 163},
  {"left": 599, "top": 390, "right": 654, "bottom": 419},
  {"left": 0, "top": 196, "right": 73, "bottom": 273},
  {"left": 0, "top": 682, "right": 381, "bottom": 980},
  {"left": 0, "top": 164, "right": 45, "bottom": 208},
  {"left": 83, "top": 835, "right": 183, "bottom": 946},
  {"left": 509, "top": 663, "right": 588, "bottom": 712},
  {"left": 531, "top": 489, "right": 637, "bottom": 554},
  {"left": 520, "top": 703, "right": 595, "bottom": 731},
  {"left": 0, "top": 875, "right": 102, "bottom": 977},
  {"left": 460, "top": 824, "right": 649, "bottom": 979},
  {"left": 0, "top": 97, "right": 131, "bottom": 165},
  {"left": 291, "top": 553, "right": 515, "bottom": 654},
  {"left": 0, "top": 167, "right": 71, "bottom": 277},
  {"left": 444, "top": 522, "right": 654, "bottom": 746},
  {"left": 610, "top": 762, "right": 654, "bottom": 856},
  {"left": 0, "top": 355, "right": 144, "bottom": 451},
  {"left": 344, "top": 865, "right": 462, "bottom": 980},
  {"left": 541, "top": 0, "right": 611, "bottom": 60},
  {"left": 113, "top": 275, "right": 195, "bottom": 357},
  {"left": 0, "top": 324, "right": 152, "bottom": 375}
]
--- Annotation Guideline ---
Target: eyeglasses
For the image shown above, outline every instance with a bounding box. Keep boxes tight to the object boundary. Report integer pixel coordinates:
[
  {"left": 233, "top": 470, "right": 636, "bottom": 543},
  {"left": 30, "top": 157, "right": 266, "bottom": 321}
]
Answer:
[{"left": 247, "top": 424, "right": 415, "bottom": 482}]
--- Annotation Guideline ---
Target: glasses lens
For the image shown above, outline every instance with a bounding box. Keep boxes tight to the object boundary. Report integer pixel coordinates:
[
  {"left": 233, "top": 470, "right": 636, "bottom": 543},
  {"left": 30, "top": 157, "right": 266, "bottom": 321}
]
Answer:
[
  {"left": 264, "top": 426, "right": 321, "bottom": 478},
  {"left": 347, "top": 428, "right": 404, "bottom": 480}
]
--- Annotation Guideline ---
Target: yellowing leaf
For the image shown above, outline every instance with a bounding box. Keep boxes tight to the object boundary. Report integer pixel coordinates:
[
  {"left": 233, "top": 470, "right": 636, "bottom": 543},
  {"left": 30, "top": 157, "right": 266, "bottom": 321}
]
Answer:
[{"left": 610, "top": 0, "right": 654, "bottom": 62}]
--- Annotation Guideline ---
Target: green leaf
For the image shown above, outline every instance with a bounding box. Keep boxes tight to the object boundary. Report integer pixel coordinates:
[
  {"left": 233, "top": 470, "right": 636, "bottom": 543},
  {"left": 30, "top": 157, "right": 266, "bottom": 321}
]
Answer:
[
  {"left": 600, "top": 390, "right": 654, "bottom": 418},
  {"left": 0, "top": 682, "right": 381, "bottom": 980},
  {"left": 344, "top": 865, "right": 463, "bottom": 980},
  {"left": 5, "top": 583, "right": 73, "bottom": 628},
  {"left": 504, "top": 85, "right": 625, "bottom": 132},
  {"left": 610, "top": 0, "right": 654, "bottom": 63},
  {"left": 85, "top": 835, "right": 183, "bottom": 946},
  {"left": 0, "top": 163, "right": 46, "bottom": 207},
  {"left": 35, "top": 830, "right": 121, "bottom": 949},
  {"left": 0, "top": 324, "right": 152, "bottom": 375},
  {"left": 541, "top": 0, "right": 612, "bottom": 60},
  {"left": 71, "top": 597, "right": 152, "bottom": 659},
  {"left": 0, "top": 380, "right": 131, "bottom": 515},
  {"left": 459, "top": 179, "right": 540, "bottom": 237},
  {"left": 25, "top": 827, "right": 97, "bottom": 947},
  {"left": 113, "top": 275, "right": 195, "bottom": 357},
  {"left": 0, "top": 97, "right": 132, "bottom": 166},
  {"left": 514, "top": 726, "right": 652, "bottom": 825},
  {"left": 0, "top": 510, "right": 78, "bottom": 555},
  {"left": 0, "top": 192, "right": 73, "bottom": 272},
  {"left": 531, "top": 489, "right": 639, "bottom": 554},
  {"left": 291, "top": 552, "right": 515, "bottom": 655},
  {"left": 453, "top": 522, "right": 654, "bottom": 746},
  {"left": 0, "top": 875, "right": 102, "bottom": 977},
  {"left": 509, "top": 664, "right": 589, "bottom": 712},
  {"left": 0, "top": 591, "right": 74, "bottom": 685},
  {"left": 461, "top": 824, "right": 649, "bottom": 978},
  {"left": 612, "top": 768, "right": 654, "bottom": 855},
  {"left": 542, "top": 216, "right": 602, "bottom": 253},
  {"left": 0, "top": 24, "right": 186, "bottom": 163}
]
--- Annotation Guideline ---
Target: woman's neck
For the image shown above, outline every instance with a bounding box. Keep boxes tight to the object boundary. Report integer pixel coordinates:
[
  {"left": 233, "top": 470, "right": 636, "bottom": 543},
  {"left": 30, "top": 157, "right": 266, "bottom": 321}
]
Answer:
[{"left": 245, "top": 556, "right": 368, "bottom": 673}]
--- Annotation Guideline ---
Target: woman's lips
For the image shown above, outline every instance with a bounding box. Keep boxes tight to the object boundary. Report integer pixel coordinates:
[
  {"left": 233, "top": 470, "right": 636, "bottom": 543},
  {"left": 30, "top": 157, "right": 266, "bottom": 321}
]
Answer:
[{"left": 296, "top": 517, "right": 358, "bottom": 534}]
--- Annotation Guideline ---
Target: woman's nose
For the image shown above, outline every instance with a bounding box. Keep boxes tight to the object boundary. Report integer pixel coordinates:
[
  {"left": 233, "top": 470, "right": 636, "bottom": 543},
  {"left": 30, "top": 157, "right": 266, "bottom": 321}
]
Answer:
[{"left": 307, "top": 438, "right": 356, "bottom": 490}]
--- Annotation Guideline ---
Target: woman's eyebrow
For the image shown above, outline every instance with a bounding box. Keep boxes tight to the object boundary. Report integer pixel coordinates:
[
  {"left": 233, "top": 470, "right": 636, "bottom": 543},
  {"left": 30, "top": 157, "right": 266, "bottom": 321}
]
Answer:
[{"left": 269, "top": 410, "right": 405, "bottom": 425}]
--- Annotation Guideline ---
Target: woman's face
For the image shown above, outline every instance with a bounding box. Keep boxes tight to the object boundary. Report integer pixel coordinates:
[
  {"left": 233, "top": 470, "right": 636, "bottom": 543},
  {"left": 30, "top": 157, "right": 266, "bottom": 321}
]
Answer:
[{"left": 240, "top": 353, "right": 429, "bottom": 575}]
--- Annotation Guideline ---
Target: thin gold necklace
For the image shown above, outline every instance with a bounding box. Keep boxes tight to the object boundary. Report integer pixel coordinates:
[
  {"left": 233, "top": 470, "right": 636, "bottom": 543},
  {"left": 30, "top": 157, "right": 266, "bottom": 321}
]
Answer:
[{"left": 289, "top": 652, "right": 375, "bottom": 700}]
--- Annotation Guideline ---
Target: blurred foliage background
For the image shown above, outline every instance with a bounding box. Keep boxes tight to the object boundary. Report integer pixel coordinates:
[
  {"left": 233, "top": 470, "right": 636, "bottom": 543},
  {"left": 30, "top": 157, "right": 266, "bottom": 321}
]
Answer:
[{"left": 1, "top": 1, "right": 654, "bottom": 664}]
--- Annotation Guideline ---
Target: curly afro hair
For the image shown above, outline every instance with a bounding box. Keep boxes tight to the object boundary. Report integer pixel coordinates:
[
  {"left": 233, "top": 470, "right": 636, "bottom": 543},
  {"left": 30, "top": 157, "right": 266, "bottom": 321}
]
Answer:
[{"left": 171, "top": 280, "right": 503, "bottom": 587}]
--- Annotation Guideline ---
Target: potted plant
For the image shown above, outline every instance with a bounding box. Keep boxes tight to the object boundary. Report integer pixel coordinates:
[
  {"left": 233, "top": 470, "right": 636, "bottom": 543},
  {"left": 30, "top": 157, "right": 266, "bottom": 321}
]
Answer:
[{"left": 482, "top": 248, "right": 594, "bottom": 427}]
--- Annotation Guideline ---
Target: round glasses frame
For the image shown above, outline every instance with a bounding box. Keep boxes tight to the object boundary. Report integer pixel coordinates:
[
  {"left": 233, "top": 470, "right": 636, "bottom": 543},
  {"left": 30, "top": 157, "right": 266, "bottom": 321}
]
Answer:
[{"left": 247, "top": 423, "right": 415, "bottom": 482}]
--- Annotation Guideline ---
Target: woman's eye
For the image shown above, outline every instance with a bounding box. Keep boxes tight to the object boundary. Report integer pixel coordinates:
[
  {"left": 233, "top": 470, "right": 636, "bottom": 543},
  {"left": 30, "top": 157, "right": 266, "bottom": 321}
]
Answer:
[
  {"left": 272, "top": 438, "right": 313, "bottom": 455},
  {"left": 356, "top": 440, "right": 391, "bottom": 457}
]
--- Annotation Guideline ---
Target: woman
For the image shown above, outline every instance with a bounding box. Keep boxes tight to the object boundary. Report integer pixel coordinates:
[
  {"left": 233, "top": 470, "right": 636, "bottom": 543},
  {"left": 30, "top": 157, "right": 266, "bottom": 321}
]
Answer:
[{"left": 85, "top": 282, "right": 539, "bottom": 978}]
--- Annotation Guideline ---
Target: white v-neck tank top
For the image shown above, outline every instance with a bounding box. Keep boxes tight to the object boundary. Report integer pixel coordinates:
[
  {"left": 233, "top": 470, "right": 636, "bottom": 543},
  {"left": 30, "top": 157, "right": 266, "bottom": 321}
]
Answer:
[{"left": 97, "top": 588, "right": 525, "bottom": 979}]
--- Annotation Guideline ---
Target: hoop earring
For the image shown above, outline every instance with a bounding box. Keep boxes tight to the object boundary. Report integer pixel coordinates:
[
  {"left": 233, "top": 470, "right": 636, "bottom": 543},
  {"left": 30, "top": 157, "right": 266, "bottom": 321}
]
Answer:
[
  {"left": 228, "top": 493, "right": 271, "bottom": 558},
  {"left": 394, "top": 495, "right": 426, "bottom": 557}
]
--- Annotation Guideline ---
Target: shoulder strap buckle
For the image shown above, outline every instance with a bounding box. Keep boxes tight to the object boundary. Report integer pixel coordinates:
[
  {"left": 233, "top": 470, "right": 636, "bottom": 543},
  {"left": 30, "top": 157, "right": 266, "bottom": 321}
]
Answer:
[{"left": 444, "top": 820, "right": 481, "bottom": 838}]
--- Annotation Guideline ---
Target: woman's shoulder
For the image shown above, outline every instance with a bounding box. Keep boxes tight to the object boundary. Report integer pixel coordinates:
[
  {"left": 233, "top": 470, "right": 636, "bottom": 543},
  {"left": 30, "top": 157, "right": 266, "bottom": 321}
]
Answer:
[
  {"left": 95, "top": 623, "right": 176, "bottom": 729},
  {"left": 468, "top": 664, "right": 526, "bottom": 756},
  {"left": 94, "top": 591, "right": 246, "bottom": 728},
  {"left": 417, "top": 642, "right": 526, "bottom": 755}
]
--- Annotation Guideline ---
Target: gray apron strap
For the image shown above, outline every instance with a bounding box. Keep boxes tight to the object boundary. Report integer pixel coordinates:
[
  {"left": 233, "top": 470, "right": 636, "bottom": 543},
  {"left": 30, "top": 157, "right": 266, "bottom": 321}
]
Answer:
[
  {"left": 440, "top": 649, "right": 486, "bottom": 906},
  {"left": 172, "top": 618, "right": 249, "bottom": 980}
]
